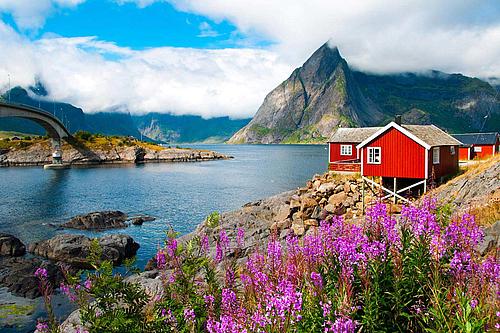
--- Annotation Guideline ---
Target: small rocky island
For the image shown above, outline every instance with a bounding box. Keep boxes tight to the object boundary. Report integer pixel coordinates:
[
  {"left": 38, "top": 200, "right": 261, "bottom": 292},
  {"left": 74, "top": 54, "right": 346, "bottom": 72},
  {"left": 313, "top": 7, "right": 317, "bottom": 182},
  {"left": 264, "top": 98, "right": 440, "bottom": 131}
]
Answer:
[{"left": 0, "top": 132, "right": 230, "bottom": 167}]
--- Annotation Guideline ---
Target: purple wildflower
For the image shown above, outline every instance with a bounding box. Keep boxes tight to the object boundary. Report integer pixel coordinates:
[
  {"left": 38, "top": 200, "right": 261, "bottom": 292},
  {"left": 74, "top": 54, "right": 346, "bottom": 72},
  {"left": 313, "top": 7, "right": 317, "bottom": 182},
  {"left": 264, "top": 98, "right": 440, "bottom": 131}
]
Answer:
[
  {"left": 35, "top": 321, "right": 49, "bottom": 333},
  {"left": 34, "top": 267, "right": 48, "bottom": 279},
  {"left": 184, "top": 307, "right": 195, "bottom": 322},
  {"left": 237, "top": 228, "right": 245, "bottom": 248},
  {"left": 310, "top": 271, "right": 323, "bottom": 288},
  {"left": 156, "top": 250, "right": 166, "bottom": 269}
]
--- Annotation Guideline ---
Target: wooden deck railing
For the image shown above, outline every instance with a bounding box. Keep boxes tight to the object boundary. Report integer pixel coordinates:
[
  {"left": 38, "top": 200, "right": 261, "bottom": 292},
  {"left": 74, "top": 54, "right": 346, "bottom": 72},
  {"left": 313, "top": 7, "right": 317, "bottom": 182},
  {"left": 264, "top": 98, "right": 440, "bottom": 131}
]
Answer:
[{"left": 329, "top": 159, "right": 361, "bottom": 172}]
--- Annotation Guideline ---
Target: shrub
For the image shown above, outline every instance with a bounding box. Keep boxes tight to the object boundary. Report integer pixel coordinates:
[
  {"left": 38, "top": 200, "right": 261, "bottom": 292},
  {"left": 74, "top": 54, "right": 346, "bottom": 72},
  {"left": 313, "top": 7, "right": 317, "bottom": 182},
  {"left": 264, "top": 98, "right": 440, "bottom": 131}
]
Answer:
[{"left": 74, "top": 131, "right": 92, "bottom": 141}]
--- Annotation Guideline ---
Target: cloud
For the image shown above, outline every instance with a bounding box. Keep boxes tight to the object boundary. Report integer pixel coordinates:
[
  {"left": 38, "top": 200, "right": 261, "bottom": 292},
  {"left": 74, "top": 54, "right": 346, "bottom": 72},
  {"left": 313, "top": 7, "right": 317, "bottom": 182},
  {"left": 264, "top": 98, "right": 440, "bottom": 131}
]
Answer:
[
  {"left": 164, "top": 0, "right": 500, "bottom": 78},
  {"left": 0, "top": 0, "right": 84, "bottom": 30},
  {"left": 0, "top": 21, "right": 291, "bottom": 118},
  {"left": 197, "top": 21, "right": 219, "bottom": 38},
  {"left": 0, "top": 1, "right": 499, "bottom": 119}
]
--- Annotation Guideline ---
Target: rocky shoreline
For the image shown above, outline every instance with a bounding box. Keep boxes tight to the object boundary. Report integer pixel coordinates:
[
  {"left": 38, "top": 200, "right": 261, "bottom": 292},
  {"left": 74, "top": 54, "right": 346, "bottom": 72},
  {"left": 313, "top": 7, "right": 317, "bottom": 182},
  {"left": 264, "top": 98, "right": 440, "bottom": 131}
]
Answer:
[{"left": 0, "top": 140, "right": 230, "bottom": 167}]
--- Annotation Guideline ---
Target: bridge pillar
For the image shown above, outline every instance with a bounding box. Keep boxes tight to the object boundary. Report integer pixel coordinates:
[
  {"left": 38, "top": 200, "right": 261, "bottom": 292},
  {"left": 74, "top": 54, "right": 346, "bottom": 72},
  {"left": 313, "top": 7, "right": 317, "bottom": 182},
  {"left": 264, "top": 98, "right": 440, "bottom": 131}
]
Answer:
[
  {"left": 44, "top": 138, "right": 68, "bottom": 168},
  {"left": 50, "top": 138, "right": 63, "bottom": 164}
]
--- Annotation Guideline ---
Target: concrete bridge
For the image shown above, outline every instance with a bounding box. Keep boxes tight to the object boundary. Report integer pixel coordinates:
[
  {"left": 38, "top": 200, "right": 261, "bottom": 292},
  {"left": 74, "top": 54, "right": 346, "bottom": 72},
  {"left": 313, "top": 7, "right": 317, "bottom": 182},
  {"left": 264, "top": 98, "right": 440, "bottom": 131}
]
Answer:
[{"left": 0, "top": 101, "right": 71, "bottom": 165}]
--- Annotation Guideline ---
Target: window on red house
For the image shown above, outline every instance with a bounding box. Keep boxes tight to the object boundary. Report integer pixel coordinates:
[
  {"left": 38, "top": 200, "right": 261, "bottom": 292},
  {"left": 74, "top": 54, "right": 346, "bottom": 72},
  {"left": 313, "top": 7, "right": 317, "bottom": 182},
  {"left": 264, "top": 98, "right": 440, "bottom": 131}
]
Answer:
[
  {"left": 340, "top": 145, "right": 352, "bottom": 156},
  {"left": 367, "top": 147, "right": 381, "bottom": 164}
]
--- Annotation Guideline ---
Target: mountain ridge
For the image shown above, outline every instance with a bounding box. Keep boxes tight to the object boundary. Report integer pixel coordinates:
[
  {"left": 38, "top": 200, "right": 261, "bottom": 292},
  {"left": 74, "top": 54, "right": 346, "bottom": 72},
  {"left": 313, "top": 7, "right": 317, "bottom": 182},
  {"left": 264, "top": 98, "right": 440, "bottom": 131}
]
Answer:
[
  {"left": 229, "top": 43, "right": 499, "bottom": 144},
  {"left": 0, "top": 87, "right": 249, "bottom": 143}
]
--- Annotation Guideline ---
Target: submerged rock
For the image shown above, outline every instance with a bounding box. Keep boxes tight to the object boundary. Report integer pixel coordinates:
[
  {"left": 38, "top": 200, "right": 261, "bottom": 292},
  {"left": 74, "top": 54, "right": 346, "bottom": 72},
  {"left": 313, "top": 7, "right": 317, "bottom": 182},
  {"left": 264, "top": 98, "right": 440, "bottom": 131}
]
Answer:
[
  {"left": 62, "top": 211, "right": 128, "bottom": 231},
  {"left": 0, "top": 233, "right": 26, "bottom": 257},
  {"left": 130, "top": 215, "right": 156, "bottom": 226},
  {"left": 28, "top": 234, "right": 139, "bottom": 269}
]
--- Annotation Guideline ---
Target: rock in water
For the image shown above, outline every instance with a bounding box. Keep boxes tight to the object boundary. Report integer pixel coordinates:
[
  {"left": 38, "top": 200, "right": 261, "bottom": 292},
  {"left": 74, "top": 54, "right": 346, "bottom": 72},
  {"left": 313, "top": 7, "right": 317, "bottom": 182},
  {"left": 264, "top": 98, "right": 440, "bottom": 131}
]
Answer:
[
  {"left": 62, "top": 211, "right": 128, "bottom": 230},
  {"left": 28, "top": 234, "right": 139, "bottom": 269},
  {"left": 0, "top": 233, "right": 26, "bottom": 257},
  {"left": 0, "top": 257, "right": 64, "bottom": 298},
  {"left": 130, "top": 215, "right": 156, "bottom": 226}
]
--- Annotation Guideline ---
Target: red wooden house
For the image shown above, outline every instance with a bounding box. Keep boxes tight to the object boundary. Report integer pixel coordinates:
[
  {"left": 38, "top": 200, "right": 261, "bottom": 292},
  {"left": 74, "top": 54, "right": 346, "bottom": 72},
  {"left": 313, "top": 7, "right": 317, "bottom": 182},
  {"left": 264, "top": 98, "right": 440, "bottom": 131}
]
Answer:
[
  {"left": 328, "top": 127, "right": 381, "bottom": 172},
  {"left": 355, "top": 120, "right": 461, "bottom": 203},
  {"left": 452, "top": 133, "right": 499, "bottom": 160}
]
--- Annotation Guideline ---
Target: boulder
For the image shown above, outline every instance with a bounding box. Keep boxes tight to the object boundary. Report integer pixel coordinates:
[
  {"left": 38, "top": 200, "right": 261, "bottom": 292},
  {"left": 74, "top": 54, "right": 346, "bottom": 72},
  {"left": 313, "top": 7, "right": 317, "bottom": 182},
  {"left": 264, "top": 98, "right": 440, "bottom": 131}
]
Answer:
[
  {"left": 478, "top": 221, "right": 500, "bottom": 255},
  {"left": 304, "top": 219, "right": 319, "bottom": 227},
  {"left": 318, "top": 183, "right": 336, "bottom": 194},
  {"left": 0, "top": 233, "right": 26, "bottom": 257},
  {"left": 289, "top": 196, "right": 301, "bottom": 210},
  {"left": 301, "top": 197, "right": 318, "bottom": 216},
  {"left": 28, "top": 234, "right": 139, "bottom": 269},
  {"left": 291, "top": 220, "right": 305, "bottom": 236},
  {"left": 275, "top": 205, "right": 291, "bottom": 222},
  {"left": 130, "top": 215, "right": 155, "bottom": 226},
  {"left": 324, "top": 204, "right": 347, "bottom": 215},
  {"left": 334, "top": 185, "right": 344, "bottom": 193},
  {"left": 0, "top": 257, "right": 65, "bottom": 299},
  {"left": 62, "top": 211, "right": 128, "bottom": 230},
  {"left": 310, "top": 206, "right": 322, "bottom": 219},
  {"left": 343, "top": 182, "right": 351, "bottom": 193},
  {"left": 328, "top": 192, "right": 347, "bottom": 206}
]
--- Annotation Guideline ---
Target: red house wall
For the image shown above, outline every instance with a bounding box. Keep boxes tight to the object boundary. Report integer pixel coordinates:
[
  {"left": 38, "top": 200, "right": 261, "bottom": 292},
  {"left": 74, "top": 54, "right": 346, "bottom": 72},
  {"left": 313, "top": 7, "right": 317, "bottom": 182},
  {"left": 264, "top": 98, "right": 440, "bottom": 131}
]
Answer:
[
  {"left": 458, "top": 147, "right": 470, "bottom": 160},
  {"left": 329, "top": 142, "right": 357, "bottom": 162},
  {"left": 471, "top": 144, "right": 495, "bottom": 159},
  {"left": 361, "top": 127, "right": 426, "bottom": 179},
  {"left": 428, "top": 145, "right": 459, "bottom": 179}
]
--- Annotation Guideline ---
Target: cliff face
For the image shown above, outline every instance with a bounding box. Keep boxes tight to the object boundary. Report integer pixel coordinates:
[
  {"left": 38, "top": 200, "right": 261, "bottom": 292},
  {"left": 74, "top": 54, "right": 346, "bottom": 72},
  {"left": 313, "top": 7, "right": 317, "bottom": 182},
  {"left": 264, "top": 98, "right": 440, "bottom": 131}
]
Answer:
[{"left": 228, "top": 44, "right": 384, "bottom": 144}]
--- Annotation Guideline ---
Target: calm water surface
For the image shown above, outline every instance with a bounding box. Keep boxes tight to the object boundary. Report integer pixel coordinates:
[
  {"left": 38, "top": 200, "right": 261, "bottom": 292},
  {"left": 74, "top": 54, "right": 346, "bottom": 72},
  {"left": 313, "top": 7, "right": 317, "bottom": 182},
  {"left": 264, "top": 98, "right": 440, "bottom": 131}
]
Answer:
[{"left": 0, "top": 144, "right": 328, "bottom": 268}]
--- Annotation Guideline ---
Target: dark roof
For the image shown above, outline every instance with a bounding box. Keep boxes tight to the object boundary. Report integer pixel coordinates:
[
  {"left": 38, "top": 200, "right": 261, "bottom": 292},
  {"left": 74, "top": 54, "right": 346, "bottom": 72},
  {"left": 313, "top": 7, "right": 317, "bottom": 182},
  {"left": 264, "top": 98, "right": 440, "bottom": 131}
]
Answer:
[
  {"left": 329, "top": 127, "right": 382, "bottom": 143},
  {"left": 355, "top": 122, "right": 462, "bottom": 148},
  {"left": 402, "top": 125, "right": 462, "bottom": 147},
  {"left": 452, "top": 133, "right": 499, "bottom": 145}
]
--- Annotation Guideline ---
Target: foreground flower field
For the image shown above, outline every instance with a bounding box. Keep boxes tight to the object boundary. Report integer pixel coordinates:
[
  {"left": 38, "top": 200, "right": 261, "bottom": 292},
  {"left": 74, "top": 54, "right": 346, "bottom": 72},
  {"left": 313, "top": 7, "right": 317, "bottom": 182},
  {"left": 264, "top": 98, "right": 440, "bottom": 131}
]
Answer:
[{"left": 36, "top": 198, "right": 499, "bottom": 332}]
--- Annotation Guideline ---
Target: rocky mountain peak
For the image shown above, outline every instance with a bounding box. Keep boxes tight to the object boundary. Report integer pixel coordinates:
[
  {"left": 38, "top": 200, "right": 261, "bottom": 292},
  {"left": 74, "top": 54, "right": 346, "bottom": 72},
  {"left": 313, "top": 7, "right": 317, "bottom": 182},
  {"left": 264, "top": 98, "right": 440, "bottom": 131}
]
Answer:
[
  {"left": 228, "top": 42, "right": 382, "bottom": 144},
  {"left": 299, "top": 43, "right": 344, "bottom": 87}
]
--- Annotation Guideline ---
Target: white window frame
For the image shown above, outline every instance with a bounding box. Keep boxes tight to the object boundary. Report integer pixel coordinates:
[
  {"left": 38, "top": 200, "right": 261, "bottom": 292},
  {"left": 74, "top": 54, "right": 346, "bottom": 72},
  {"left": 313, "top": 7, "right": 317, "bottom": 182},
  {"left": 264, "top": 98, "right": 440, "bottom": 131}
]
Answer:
[
  {"left": 473, "top": 146, "right": 482, "bottom": 153},
  {"left": 433, "top": 147, "right": 440, "bottom": 164},
  {"left": 367, "top": 147, "right": 381, "bottom": 164},
  {"left": 340, "top": 144, "right": 352, "bottom": 156},
  {"left": 450, "top": 146, "right": 455, "bottom": 155}
]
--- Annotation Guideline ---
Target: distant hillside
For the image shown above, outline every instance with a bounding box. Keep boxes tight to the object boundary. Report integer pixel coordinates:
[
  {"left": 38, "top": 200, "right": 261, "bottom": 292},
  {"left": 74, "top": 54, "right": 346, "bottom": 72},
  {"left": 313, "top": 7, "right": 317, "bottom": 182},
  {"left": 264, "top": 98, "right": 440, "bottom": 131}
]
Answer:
[
  {"left": 229, "top": 43, "right": 499, "bottom": 144},
  {"left": 132, "top": 113, "right": 250, "bottom": 143},
  {"left": 0, "top": 87, "right": 248, "bottom": 143},
  {"left": 353, "top": 71, "right": 499, "bottom": 132}
]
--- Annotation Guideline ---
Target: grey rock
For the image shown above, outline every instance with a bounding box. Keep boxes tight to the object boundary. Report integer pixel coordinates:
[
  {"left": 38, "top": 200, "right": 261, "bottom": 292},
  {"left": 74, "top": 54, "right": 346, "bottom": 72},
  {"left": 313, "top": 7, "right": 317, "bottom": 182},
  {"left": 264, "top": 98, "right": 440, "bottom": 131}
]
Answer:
[
  {"left": 62, "top": 211, "right": 128, "bottom": 230},
  {"left": 28, "top": 234, "right": 139, "bottom": 269},
  {"left": 0, "top": 257, "right": 65, "bottom": 299},
  {"left": 0, "top": 233, "right": 26, "bottom": 257}
]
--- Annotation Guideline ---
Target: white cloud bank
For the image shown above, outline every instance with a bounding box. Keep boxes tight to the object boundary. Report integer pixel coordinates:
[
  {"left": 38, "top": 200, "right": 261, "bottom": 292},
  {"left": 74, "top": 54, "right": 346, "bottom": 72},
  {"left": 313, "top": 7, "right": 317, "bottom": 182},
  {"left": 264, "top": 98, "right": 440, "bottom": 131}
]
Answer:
[
  {"left": 166, "top": 0, "right": 500, "bottom": 78},
  {"left": 0, "top": 0, "right": 499, "bottom": 118},
  {"left": 0, "top": 22, "right": 291, "bottom": 117},
  {"left": 0, "top": 0, "right": 84, "bottom": 30}
]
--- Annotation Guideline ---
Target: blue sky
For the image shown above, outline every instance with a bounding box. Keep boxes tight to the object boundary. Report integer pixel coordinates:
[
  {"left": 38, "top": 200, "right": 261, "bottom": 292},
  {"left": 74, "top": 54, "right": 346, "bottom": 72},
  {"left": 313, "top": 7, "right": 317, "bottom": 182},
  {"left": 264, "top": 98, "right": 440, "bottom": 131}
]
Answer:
[
  {"left": 0, "top": 0, "right": 498, "bottom": 117},
  {"left": 1, "top": 0, "right": 271, "bottom": 49}
]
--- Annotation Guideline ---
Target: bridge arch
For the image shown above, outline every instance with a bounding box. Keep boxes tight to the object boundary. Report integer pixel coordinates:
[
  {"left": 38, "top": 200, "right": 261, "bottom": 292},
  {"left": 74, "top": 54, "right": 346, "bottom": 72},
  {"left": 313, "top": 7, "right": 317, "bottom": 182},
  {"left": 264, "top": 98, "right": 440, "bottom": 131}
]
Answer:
[{"left": 0, "top": 101, "right": 71, "bottom": 140}]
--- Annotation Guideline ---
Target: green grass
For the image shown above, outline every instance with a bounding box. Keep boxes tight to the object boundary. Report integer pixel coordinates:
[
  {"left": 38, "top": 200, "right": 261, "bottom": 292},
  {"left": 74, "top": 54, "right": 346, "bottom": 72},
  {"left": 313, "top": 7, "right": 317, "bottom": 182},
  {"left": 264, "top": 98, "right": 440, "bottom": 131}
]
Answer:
[
  {"left": 282, "top": 125, "right": 327, "bottom": 144},
  {"left": 249, "top": 124, "right": 272, "bottom": 137},
  {"left": 0, "top": 131, "right": 39, "bottom": 139},
  {"left": 0, "top": 304, "right": 35, "bottom": 319}
]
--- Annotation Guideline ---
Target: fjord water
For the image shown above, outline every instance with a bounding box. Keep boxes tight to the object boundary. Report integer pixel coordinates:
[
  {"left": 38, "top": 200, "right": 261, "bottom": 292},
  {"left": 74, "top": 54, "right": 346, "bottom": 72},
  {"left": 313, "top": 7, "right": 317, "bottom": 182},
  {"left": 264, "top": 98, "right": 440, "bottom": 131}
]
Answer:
[{"left": 0, "top": 144, "right": 328, "bottom": 268}]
